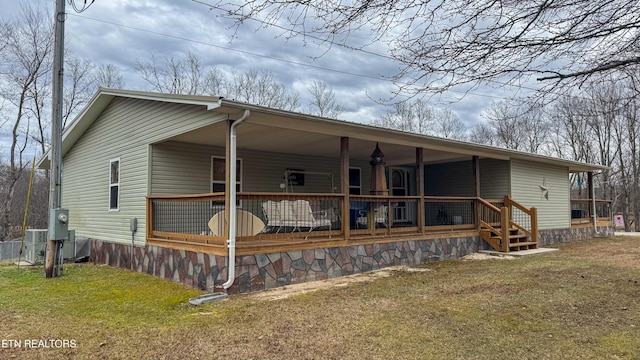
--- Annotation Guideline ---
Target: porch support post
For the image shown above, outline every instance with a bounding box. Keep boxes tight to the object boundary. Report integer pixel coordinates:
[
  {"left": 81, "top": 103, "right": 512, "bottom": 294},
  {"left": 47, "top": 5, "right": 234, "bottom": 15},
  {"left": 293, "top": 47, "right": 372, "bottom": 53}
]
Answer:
[
  {"left": 530, "top": 207, "right": 538, "bottom": 246},
  {"left": 224, "top": 119, "right": 232, "bottom": 252},
  {"left": 473, "top": 156, "right": 480, "bottom": 229},
  {"left": 341, "top": 137, "right": 350, "bottom": 240},
  {"left": 501, "top": 206, "right": 510, "bottom": 253},
  {"left": 416, "top": 148, "right": 425, "bottom": 234},
  {"left": 587, "top": 171, "right": 594, "bottom": 219}
]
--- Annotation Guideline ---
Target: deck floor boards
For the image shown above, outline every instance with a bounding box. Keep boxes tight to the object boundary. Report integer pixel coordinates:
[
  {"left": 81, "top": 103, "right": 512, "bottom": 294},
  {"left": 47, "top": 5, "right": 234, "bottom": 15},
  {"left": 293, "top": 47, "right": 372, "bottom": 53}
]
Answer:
[{"left": 148, "top": 229, "right": 482, "bottom": 256}]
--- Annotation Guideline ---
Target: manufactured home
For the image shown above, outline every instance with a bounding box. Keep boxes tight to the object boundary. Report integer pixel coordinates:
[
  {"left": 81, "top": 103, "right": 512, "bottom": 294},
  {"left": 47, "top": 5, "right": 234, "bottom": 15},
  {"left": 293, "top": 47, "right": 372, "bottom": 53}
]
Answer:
[{"left": 39, "top": 88, "right": 612, "bottom": 293}]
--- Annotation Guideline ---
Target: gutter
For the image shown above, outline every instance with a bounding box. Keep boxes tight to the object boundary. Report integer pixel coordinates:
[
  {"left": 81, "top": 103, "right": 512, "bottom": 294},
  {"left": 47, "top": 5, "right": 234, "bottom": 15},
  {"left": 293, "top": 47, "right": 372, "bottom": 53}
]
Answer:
[{"left": 222, "top": 109, "right": 250, "bottom": 291}]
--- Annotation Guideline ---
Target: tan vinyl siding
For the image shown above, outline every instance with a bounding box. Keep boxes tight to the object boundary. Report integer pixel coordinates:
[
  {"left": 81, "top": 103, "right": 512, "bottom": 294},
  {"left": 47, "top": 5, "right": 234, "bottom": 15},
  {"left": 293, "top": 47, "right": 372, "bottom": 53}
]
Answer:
[
  {"left": 61, "top": 98, "right": 224, "bottom": 245},
  {"left": 479, "top": 158, "right": 509, "bottom": 199},
  {"left": 425, "top": 160, "right": 475, "bottom": 196},
  {"left": 510, "top": 159, "right": 570, "bottom": 229},
  {"left": 151, "top": 141, "right": 371, "bottom": 195},
  {"left": 151, "top": 142, "right": 215, "bottom": 195}
]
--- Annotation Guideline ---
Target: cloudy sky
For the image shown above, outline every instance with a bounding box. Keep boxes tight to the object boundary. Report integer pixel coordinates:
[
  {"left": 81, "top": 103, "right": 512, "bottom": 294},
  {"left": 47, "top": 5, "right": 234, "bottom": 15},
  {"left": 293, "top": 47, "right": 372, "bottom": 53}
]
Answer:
[{"left": 1, "top": 0, "right": 520, "bottom": 129}]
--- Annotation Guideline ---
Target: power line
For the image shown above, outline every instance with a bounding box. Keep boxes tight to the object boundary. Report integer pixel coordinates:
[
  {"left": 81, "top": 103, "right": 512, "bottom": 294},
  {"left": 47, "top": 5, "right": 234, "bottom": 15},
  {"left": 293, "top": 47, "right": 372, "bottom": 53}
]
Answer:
[
  {"left": 191, "top": 0, "right": 398, "bottom": 62},
  {"left": 190, "top": 0, "right": 549, "bottom": 95},
  {"left": 190, "top": 0, "right": 640, "bottom": 105},
  {"left": 67, "top": 13, "right": 392, "bottom": 83},
  {"left": 69, "top": 5, "right": 638, "bottom": 108},
  {"left": 67, "top": 12, "right": 513, "bottom": 102},
  {"left": 68, "top": 0, "right": 96, "bottom": 13}
]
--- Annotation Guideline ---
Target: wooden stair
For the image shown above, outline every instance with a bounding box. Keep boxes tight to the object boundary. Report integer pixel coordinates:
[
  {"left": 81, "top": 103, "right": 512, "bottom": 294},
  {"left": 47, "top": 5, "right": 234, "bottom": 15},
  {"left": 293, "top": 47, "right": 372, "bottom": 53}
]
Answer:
[
  {"left": 478, "top": 196, "right": 538, "bottom": 253},
  {"left": 480, "top": 226, "right": 537, "bottom": 252}
]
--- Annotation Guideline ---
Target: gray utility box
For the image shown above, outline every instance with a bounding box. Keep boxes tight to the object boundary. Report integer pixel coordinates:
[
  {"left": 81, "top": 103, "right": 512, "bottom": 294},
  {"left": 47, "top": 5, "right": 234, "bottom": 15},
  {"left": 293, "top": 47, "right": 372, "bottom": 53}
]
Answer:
[
  {"left": 49, "top": 208, "right": 69, "bottom": 240},
  {"left": 63, "top": 230, "right": 76, "bottom": 259},
  {"left": 24, "top": 229, "right": 48, "bottom": 264}
]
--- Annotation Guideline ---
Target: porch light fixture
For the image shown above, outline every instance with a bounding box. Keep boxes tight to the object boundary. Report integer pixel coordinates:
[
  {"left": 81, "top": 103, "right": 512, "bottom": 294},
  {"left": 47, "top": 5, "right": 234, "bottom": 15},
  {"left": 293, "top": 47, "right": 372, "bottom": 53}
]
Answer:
[
  {"left": 370, "top": 142, "right": 385, "bottom": 166},
  {"left": 369, "top": 142, "right": 388, "bottom": 196}
]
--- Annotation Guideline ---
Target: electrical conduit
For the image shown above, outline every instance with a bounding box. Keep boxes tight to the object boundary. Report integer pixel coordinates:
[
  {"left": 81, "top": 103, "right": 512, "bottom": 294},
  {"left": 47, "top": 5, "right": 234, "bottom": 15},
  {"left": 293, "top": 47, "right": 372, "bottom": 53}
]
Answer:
[{"left": 223, "top": 109, "right": 250, "bottom": 291}]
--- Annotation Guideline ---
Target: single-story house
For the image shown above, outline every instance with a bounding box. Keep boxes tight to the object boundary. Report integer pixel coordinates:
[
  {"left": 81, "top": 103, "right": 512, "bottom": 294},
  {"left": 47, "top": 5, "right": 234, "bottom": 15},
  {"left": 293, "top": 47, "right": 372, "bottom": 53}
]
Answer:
[{"left": 39, "top": 88, "right": 613, "bottom": 294}]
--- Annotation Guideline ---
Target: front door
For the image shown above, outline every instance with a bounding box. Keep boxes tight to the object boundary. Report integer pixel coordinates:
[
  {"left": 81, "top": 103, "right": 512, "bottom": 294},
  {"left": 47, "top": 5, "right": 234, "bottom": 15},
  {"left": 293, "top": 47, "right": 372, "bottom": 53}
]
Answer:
[{"left": 389, "top": 167, "right": 409, "bottom": 223}]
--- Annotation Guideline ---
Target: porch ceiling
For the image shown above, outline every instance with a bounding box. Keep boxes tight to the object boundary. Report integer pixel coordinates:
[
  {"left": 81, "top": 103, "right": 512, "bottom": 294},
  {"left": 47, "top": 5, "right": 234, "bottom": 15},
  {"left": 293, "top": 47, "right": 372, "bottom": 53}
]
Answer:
[{"left": 167, "top": 121, "right": 470, "bottom": 165}]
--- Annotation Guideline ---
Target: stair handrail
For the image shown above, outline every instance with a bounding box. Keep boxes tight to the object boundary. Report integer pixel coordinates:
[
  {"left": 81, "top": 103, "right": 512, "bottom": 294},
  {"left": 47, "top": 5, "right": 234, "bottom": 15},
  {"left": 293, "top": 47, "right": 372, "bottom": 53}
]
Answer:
[
  {"left": 477, "top": 197, "right": 503, "bottom": 229},
  {"left": 477, "top": 197, "right": 501, "bottom": 213},
  {"left": 503, "top": 195, "right": 538, "bottom": 247},
  {"left": 477, "top": 197, "right": 505, "bottom": 251},
  {"left": 504, "top": 196, "right": 533, "bottom": 217}
]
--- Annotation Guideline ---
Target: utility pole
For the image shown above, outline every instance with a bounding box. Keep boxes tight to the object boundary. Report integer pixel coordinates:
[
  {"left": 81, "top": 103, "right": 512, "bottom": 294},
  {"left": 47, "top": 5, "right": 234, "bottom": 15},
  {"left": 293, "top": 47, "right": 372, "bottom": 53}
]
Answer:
[{"left": 45, "top": 0, "right": 66, "bottom": 278}]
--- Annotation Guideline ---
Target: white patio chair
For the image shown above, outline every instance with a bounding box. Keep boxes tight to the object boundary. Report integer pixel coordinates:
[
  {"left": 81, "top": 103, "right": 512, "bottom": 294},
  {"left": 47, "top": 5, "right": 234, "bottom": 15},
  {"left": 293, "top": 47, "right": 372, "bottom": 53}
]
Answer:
[
  {"left": 279, "top": 200, "right": 299, "bottom": 231},
  {"left": 291, "top": 199, "right": 332, "bottom": 238},
  {"left": 261, "top": 200, "right": 283, "bottom": 233},
  {"left": 356, "top": 204, "right": 388, "bottom": 229}
]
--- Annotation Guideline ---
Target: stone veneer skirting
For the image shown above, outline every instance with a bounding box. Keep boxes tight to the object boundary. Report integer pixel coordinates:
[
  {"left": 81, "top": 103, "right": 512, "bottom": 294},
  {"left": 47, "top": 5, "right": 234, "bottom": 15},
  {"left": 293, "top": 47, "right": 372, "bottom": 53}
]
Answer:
[
  {"left": 90, "top": 226, "right": 613, "bottom": 294},
  {"left": 538, "top": 226, "right": 614, "bottom": 247},
  {"left": 91, "top": 236, "right": 490, "bottom": 294}
]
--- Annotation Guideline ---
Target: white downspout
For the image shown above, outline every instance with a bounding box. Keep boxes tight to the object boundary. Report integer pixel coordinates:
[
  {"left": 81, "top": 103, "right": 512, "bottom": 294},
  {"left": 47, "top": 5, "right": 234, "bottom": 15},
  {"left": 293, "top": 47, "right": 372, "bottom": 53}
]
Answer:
[{"left": 223, "top": 109, "right": 250, "bottom": 291}]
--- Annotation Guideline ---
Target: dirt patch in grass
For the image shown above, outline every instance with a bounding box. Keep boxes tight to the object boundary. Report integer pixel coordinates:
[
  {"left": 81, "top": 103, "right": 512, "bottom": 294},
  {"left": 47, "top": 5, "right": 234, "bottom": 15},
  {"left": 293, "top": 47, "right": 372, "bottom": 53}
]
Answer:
[
  {"left": 248, "top": 265, "right": 432, "bottom": 301},
  {"left": 248, "top": 253, "right": 513, "bottom": 301},
  {"left": 1, "top": 236, "right": 640, "bottom": 359},
  {"left": 462, "top": 252, "right": 515, "bottom": 260}
]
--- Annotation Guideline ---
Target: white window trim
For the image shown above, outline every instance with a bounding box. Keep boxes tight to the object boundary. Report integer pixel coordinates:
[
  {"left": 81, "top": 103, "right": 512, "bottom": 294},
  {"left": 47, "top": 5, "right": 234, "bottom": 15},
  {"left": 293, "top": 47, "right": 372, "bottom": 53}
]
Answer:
[
  {"left": 211, "top": 156, "right": 243, "bottom": 206},
  {"left": 349, "top": 167, "right": 361, "bottom": 195},
  {"left": 109, "top": 157, "right": 120, "bottom": 212}
]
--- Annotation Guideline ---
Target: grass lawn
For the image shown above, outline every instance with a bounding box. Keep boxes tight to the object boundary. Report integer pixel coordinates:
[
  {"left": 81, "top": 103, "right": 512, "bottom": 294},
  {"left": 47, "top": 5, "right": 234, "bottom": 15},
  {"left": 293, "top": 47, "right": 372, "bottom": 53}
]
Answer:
[{"left": 1, "top": 236, "right": 639, "bottom": 359}]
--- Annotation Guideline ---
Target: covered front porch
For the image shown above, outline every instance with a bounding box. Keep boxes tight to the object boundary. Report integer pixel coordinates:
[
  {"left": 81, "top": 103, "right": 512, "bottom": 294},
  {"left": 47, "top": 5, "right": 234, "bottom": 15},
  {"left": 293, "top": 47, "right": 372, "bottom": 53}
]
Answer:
[
  {"left": 142, "top": 103, "right": 611, "bottom": 261},
  {"left": 145, "top": 124, "right": 541, "bottom": 256}
]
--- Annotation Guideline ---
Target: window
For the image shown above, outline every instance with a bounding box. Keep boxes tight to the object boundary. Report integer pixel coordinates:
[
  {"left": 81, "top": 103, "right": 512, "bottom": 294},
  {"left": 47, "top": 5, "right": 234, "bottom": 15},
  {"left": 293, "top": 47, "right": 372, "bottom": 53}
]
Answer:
[
  {"left": 211, "top": 156, "right": 242, "bottom": 198},
  {"left": 109, "top": 158, "right": 120, "bottom": 211},
  {"left": 349, "top": 167, "right": 361, "bottom": 195}
]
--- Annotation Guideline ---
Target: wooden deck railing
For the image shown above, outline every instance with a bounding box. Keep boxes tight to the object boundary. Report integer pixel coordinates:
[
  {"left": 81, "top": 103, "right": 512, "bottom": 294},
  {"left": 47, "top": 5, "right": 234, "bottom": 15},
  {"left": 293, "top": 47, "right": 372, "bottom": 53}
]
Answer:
[
  {"left": 147, "top": 193, "right": 227, "bottom": 246},
  {"left": 147, "top": 193, "right": 345, "bottom": 245},
  {"left": 570, "top": 199, "right": 612, "bottom": 224},
  {"left": 349, "top": 195, "right": 421, "bottom": 235},
  {"left": 424, "top": 197, "right": 477, "bottom": 231},
  {"left": 146, "top": 193, "right": 550, "bottom": 253}
]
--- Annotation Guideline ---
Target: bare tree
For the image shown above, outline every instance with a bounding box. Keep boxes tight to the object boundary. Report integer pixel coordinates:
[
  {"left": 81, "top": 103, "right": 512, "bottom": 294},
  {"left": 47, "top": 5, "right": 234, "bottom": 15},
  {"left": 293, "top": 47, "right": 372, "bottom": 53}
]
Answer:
[
  {"left": 547, "top": 79, "right": 629, "bottom": 221},
  {"left": 0, "top": 4, "right": 54, "bottom": 240},
  {"left": 550, "top": 96, "right": 595, "bottom": 163},
  {"left": 202, "top": 68, "right": 226, "bottom": 96},
  {"left": 135, "top": 52, "right": 203, "bottom": 94},
  {"left": 307, "top": 80, "right": 344, "bottom": 119},
  {"left": 0, "top": 163, "right": 49, "bottom": 237},
  {"left": 63, "top": 56, "right": 96, "bottom": 128},
  {"left": 135, "top": 52, "right": 301, "bottom": 111},
  {"left": 479, "top": 100, "right": 550, "bottom": 153},
  {"left": 207, "top": 0, "right": 640, "bottom": 99},
  {"left": 371, "top": 99, "right": 466, "bottom": 138},
  {"left": 468, "top": 121, "right": 498, "bottom": 147},
  {"left": 480, "top": 101, "right": 525, "bottom": 151},
  {"left": 433, "top": 108, "right": 467, "bottom": 140},
  {"left": 227, "top": 68, "right": 299, "bottom": 110},
  {"left": 94, "top": 63, "right": 124, "bottom": 89},
  {"left": 371, "top": 100, "right": 434, "bottom": 134}
]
